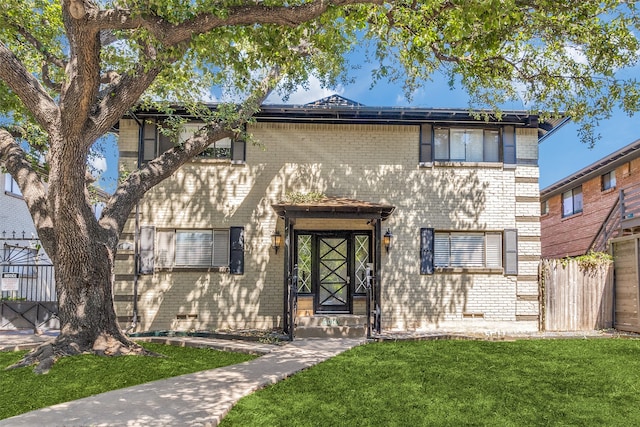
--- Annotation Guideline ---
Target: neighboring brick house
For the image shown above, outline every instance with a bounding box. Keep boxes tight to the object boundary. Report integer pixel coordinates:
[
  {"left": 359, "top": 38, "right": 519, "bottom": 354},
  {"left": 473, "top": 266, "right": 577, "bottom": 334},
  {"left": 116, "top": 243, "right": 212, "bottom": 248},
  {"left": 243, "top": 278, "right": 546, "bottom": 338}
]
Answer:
[
  {"left": 540, "top": 138, "right": 640, "bottom": 258},
  {"left": 114, "top": 96, "right": 565, "bottom": 334}
]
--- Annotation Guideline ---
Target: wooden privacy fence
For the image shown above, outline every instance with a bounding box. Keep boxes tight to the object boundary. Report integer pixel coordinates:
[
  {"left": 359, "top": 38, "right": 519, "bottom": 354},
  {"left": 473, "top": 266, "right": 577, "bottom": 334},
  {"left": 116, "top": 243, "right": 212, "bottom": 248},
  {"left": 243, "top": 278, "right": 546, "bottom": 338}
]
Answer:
[{"left": 540, "top": 259, "right": 614, "bottom": 331}]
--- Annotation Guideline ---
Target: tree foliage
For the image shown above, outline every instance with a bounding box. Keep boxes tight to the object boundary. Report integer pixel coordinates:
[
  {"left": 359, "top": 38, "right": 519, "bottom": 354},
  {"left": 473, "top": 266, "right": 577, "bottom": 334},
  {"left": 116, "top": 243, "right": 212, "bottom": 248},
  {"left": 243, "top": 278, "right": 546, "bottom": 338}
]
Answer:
[{"left": 0, "top": 0, "right": 638, "bottom": 370}]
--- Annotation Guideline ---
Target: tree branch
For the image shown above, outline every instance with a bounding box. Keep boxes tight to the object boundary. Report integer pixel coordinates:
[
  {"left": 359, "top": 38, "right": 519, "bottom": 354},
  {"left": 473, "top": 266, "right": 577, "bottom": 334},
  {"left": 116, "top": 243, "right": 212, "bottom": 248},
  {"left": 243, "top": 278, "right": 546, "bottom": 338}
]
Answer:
[
  {"left": 92, "top": 0, "right": 384, "bottom": 47},
  {"left": 12, "top": 22, "right": 66, "bottom": 69},
  {"left": 87, "top": 63, "right": 163, "bottom": 142},
  {"left": 0, "top": 42, "right": 60, "bottom": 132},
  {"left": 101, "top": 64, "right": 284, "bottom": 234},
  {"left": 59, "top": 0, "right": 103, "bottom": 139},
  {"left": 0, "top": 129, "right": 54, "bottom": 249},
  {"left": 42, "top": 63, "right": 63, "bottom": 91}
]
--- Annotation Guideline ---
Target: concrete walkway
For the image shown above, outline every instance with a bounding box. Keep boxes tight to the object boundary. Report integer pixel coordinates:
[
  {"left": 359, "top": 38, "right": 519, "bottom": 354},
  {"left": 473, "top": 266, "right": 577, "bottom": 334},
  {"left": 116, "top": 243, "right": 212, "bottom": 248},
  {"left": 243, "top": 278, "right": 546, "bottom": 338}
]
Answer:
[{"left": 0, "top": 333, "right": 364, "bottom": 427}]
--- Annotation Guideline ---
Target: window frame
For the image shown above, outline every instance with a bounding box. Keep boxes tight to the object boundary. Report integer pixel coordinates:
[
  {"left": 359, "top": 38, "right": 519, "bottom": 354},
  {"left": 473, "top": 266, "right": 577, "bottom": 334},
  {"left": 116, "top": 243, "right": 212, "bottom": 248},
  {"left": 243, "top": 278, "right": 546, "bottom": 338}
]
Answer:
[
  {"left": 541, "top": 200, "right": 549, "bottom": 216},
  {"left": 141, "top": 120, "right": 245, "bottom": 163},
  {"left": 433, "top": 231, "right": 503, "bottom": 269},
  {"left": 157, "top": 228, "right": 230, "bottom": 269},
  {"left": 562, "top": 186, "right": 583, "bottom": 217},
  {"left": 4, "top": 174, "right": 22, "bottom": 197},
  {"left": 178, "top": 123, "right": 233, "bottom": 160},
  {"left": 430, "top": 126, "right": 502, "bottom": 163},
  {"left": 601, "top": 170, "right": 616, "bottom": 191}
]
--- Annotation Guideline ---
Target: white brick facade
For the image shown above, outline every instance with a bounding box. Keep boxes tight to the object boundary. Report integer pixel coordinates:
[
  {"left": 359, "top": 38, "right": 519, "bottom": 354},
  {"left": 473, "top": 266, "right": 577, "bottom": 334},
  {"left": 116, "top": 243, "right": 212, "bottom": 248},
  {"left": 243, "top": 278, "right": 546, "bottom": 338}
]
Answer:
[{"left": 115, "top": 114, "right": 542, "bottom": 334}]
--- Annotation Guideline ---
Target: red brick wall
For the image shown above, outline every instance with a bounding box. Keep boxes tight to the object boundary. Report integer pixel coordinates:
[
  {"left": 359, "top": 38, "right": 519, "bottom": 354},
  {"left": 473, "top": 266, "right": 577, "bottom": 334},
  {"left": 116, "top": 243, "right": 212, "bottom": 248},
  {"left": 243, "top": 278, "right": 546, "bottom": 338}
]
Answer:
[{"left": 541, "top": 158, "right": 640, "bottom": 258}]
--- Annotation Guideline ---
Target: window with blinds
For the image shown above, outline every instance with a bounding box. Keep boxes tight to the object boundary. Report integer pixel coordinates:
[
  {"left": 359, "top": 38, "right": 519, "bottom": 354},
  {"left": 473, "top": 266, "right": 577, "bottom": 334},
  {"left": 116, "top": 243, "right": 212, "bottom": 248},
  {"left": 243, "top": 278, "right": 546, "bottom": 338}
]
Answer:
[
  {"left": 157, "top": 229, "right": 229, "bottom": 268},
  {"left": 434, "top": 232, "right": 502, "bottom": 268},
  {"left": 433, "top": 128, "right": 500, "bottom": 162}
]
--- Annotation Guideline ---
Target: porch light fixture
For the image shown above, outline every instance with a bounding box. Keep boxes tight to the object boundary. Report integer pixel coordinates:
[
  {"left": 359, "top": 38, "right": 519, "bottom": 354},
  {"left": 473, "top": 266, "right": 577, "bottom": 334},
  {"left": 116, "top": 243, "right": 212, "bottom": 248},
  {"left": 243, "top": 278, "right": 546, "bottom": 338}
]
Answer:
[
  {"left": 383, "top": 228, "right": 393, "bottom": 253},
  {"left": 271, "top": 231, "right": 282, "bottom": 254}
]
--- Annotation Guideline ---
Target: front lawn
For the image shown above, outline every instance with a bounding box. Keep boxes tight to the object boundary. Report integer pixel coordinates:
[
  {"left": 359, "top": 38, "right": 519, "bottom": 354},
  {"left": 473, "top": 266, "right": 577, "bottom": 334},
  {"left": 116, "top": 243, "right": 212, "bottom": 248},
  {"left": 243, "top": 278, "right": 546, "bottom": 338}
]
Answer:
[
  {"left": 0, "top": 342, "right": 256, "bottom": 420},
  {"left": 222, "top": 339, "right": 640, "bottom": 426}
]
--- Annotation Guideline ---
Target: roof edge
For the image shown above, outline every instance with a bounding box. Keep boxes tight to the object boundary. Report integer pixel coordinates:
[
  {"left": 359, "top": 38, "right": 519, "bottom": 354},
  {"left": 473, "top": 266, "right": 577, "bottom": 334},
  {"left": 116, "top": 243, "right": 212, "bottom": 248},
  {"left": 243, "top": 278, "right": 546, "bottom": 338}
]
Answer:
[{"left": 541, "top": 138, "right": 640, "bottom": 199}]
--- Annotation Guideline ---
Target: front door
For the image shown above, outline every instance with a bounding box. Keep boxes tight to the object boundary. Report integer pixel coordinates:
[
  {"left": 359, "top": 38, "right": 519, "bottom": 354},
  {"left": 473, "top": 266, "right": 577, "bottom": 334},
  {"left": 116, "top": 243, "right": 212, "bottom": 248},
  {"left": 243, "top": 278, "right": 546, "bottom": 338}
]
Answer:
[
  {"left": 317, "top": 236, "right": 349, "bottom": 312},
  {"left": 295, "top": 232, "right": 372, "bottom": 314}
]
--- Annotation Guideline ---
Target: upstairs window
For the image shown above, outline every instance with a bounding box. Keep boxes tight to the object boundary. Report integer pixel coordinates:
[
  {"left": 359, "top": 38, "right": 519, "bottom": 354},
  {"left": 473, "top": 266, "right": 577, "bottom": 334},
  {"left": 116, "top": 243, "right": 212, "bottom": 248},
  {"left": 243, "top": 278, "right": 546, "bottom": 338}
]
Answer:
[
  {"left": 179, "top": 123, "right": 232, "bottom": 159},
  {"left": 434, "top": 128, "right": 500, "bottom": 162},
  {"left": 541, "top": 200, "right": 549, "bottom": 215},
  {"left": 141, "top": 120, "right": 245, "bottom": 163},
  {"left": 562, "top": 186, "right": 583, "bottom": 217},
  {"left": 601, "top": 171, "right": 616, "bottom": 191},
  {"left": 420, "top": 124, "right": 515, "bottom": 164}
]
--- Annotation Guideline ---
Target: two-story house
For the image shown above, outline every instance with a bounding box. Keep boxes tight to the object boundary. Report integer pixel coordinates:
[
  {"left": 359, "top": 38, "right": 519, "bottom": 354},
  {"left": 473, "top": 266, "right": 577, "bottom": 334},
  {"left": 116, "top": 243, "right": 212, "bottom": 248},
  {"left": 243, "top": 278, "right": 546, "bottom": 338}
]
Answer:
[
  {"left": 114, "top": 96, "right": 565, "bottom": 336},
  {"left": 540, "top": 138, "right": 640, "bottom": 258}
]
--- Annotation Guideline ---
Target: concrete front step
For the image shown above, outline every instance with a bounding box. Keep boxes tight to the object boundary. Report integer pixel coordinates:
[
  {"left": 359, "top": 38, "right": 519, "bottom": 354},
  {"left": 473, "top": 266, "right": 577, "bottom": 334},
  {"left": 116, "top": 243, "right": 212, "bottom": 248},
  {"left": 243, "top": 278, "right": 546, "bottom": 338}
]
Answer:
[
  {"left": 295, "top": 315, "right": 368, "bottom": 338},
  {"left": 297, "top": 314, "right": 367, "bottom": 327}
]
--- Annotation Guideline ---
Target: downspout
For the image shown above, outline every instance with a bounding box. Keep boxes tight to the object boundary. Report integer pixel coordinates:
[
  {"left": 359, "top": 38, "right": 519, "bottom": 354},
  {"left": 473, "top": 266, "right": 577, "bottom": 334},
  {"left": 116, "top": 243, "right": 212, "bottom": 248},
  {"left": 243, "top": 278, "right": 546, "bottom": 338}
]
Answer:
[{"left": 125, "top": 112, "right": 144, "bottom": 333}]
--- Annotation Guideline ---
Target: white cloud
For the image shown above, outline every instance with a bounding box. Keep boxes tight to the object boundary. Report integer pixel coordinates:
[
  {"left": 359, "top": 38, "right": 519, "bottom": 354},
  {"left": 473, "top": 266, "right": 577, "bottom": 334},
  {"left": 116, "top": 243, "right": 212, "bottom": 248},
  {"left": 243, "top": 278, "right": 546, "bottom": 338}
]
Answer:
[
  {"left": 563, "top": 45, "right": 589, "bottom": 65},
  {"left": 89, "top": 153, "right": 107, "bottom": 175},
  {"left": 197, "top": 87, "right": 219, "bottom": 103},
  {"left": 266, "top": 76, "right": 345, "bottom": 105}
]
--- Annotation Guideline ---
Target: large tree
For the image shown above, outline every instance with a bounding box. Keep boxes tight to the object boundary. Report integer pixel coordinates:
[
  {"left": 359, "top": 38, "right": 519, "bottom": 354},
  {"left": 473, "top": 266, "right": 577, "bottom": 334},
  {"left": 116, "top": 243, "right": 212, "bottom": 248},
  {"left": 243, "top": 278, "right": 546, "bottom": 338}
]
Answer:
[{"left": 1, "top": 0, "right": 638, "bottom": 372}]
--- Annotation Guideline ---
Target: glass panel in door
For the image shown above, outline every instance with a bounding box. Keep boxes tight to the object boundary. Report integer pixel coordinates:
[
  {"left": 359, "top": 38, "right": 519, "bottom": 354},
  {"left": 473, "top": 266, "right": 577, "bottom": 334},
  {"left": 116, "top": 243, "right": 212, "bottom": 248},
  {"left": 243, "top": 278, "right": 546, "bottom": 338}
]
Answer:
[{"left": 317, "top": 237, "right": 349, "bottom": 312}]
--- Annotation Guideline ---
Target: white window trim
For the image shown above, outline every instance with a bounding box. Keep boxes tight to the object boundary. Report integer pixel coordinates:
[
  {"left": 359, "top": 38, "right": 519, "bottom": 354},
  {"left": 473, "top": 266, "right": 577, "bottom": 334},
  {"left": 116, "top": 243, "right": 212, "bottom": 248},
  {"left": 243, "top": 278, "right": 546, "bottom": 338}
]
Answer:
[
  {"left": 562, "top": 186, "right": 583, "bottom": 217},
  {"left": 602, "top": 171, "right": 616, "bottom": 191}
]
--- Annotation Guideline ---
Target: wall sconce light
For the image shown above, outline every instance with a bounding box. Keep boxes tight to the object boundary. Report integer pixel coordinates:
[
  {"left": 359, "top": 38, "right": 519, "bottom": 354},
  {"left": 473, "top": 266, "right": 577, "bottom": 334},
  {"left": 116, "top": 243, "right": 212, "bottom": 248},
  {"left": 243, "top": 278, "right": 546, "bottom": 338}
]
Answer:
[
  {"left": 271, "top": 230, "right": 282, "bottom": 254},
  {"left": 383, "top": 228, "right": 393, "bottom": 253}
]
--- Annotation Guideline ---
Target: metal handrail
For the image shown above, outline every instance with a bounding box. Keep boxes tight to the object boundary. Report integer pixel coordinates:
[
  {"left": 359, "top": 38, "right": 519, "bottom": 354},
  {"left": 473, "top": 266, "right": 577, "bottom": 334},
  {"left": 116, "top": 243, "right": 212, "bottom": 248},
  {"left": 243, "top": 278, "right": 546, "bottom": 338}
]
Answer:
[
  {"left": 287, "top": 264, "right": 298, "bottom": 341},
  {"left": 589, "top": 197, "right": 621, "bottom": 252}
]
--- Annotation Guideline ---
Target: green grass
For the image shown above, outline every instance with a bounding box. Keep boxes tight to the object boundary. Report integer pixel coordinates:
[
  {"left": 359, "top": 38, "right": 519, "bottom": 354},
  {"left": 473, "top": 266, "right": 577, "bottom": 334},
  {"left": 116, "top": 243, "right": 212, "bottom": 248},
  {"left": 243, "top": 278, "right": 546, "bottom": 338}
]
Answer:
[
  {"left": 0, "top": 342, "right": 256, "bottom": 420},
  {"left": 221, "top": 339, "right": 640, "bottom": 426}
]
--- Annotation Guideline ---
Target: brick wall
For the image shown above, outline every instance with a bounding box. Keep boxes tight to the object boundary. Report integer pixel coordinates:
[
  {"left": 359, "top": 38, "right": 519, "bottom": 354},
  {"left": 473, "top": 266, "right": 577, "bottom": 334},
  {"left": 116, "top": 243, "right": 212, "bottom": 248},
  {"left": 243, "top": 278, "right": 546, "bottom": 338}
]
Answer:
[
  {"left": 541, "top": 157, "right": 640, "bottom": 258},
  {"left": 115, "top": 121, "right": 540, "bottom": 333}
]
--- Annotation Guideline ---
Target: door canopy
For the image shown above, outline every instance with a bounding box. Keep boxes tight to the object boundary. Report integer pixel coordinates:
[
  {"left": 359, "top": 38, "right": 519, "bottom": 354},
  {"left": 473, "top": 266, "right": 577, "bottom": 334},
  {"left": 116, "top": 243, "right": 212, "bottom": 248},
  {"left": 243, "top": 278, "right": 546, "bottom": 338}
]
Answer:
[{"left": 272, "top": 196, "right": 395, "bottom": 221}]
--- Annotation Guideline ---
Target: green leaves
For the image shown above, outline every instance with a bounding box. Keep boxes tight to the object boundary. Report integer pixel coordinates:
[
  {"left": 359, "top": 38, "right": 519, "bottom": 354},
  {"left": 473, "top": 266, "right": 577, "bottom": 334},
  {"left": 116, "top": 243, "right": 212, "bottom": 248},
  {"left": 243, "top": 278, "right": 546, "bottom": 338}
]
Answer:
[{"left": 1, "top": 0, "right": 639, "bottom": 149}]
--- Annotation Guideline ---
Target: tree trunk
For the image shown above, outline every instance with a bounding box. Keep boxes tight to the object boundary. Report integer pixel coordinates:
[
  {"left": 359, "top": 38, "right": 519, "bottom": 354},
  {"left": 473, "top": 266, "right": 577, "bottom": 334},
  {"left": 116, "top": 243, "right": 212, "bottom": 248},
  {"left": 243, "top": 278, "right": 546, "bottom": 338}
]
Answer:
[
  {"left": 8, "top": 227, "right": 147, "bottom": 373},
  {"left": 54, "top": 233, "right": 131, "bottom": 353},
  {"left": 8, "top": 133, "right": 148, "bottom": 373}
]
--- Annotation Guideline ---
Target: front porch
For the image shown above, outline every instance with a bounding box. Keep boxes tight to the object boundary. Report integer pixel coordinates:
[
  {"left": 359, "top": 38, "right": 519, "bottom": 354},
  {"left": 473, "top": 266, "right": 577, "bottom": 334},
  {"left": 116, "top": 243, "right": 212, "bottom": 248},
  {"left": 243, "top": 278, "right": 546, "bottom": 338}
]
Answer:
[{"left": 272, "top": 197, "right": 395, "bottom": 339}]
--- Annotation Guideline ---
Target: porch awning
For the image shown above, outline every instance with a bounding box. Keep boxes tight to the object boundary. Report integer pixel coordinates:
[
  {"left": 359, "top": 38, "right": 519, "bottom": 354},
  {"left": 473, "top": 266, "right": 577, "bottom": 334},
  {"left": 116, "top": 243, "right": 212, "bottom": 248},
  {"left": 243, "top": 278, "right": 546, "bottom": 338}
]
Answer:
[{"left": 272, "top": 197, "right": 395, "bottom": 221}]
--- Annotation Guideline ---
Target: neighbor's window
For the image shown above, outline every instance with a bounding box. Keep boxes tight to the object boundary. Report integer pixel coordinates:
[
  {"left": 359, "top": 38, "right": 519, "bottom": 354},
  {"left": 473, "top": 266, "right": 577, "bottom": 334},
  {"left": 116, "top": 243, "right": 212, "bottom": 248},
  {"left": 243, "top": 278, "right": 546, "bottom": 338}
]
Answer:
[
  {"left": 562, "top": 186, "right": 583, "bottom": 217},
  {"left": 156, "top": 229, "right": 229, "bottom": 268},
  {"left": 433, "top": 128, "right": 500, "bottom": 162},
  {"left": 4, "top": 175, "right": 21, "bottom": 196},
  {"left": 602, "top": 171, "right": 616, "bottom": 191},
  {"left": 434, "top": 232, "right": 502, "bottom": 268},
  {"left": 541, "top": 200, "right": 549, "bottom": 215}
]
